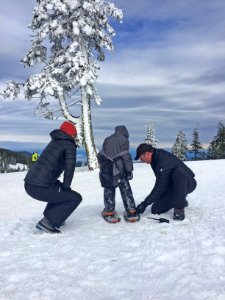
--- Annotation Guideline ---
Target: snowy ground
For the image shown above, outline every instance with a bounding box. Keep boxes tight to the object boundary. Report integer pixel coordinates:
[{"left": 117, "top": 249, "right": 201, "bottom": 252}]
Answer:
[{"left": 0, "top": 160, "right": 225, "bottom": 300}]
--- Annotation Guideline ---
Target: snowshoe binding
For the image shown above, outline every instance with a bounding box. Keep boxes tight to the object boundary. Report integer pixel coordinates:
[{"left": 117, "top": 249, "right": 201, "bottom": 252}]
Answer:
[
  {"left": 101, "top": 210, "right": 121, "bottom": 223},
  {"left": 123, "top": 210, "right": 140, "bottom": 223}
]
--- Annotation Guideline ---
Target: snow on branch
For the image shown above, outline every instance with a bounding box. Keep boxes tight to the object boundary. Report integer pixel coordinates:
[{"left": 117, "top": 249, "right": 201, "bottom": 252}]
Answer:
[
  {"left": 2, "top": 0, "right": 123, "bottom": 170},
  {"left": 3, "top": 0, "right": 122, "bottom": 110},
  {"left": 3, "top": 81, "right": 20, "bottom": 100}
]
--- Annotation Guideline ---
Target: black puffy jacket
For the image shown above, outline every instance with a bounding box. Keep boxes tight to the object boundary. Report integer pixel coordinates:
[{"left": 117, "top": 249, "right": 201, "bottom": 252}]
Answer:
[
  {"left": 24, "top": 129, "right": 77, "bottom": 188},
  {"left": 144, "top": 148, "right": 195, "bottom": 205},
  {"left": 101, "top": 125, "right": 133, "bottom": 178}
]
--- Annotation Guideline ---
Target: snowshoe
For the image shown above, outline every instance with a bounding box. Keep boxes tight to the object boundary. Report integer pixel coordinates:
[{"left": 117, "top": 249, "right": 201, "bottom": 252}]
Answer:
[
  {"left": 123, "top": 210, "right": 140, "bottom": 223},
  {"left": 101, "top": 210, "right": 121, "bottom": 223}
]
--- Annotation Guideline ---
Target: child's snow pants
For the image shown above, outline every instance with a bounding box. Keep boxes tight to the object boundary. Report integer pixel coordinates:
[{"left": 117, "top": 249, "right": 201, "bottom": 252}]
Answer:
[{"left": 103, "top": 178, "right": 136, "bottom": 212}]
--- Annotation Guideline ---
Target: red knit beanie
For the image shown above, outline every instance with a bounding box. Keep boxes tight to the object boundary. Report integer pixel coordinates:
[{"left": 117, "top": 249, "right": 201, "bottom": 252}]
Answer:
[{"left": 60, "top": 121, "right": 77, "bottom": 136}]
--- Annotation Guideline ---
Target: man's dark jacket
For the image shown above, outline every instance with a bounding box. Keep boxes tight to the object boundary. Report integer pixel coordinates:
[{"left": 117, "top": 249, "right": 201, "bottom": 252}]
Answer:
[
  {"left": 144, "top": 148, "right": 195, "bottom": 206},
  {"left": 99, "top": 125, "right": 133, "bottom": 178},
  {"left": 24, "top": 130, "right": 76, "bottom": 189}
]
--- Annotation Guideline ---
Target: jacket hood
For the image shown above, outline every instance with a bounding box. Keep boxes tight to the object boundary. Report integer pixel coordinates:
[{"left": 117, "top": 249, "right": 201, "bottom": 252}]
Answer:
[
  {"left": 115, "top": 125, "right": 129, "bottom": 138},
  {"left": 50, "top": 129, "right": 75, "bottom": 142}
]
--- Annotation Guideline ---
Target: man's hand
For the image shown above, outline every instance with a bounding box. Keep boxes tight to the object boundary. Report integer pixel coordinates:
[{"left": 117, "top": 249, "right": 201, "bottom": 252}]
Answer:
[{"left": 136, "top": 202, "right": 147, "bottom": 214}]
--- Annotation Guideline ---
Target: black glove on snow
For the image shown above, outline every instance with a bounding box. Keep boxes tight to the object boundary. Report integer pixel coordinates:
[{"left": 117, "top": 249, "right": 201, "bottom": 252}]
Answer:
[
  {"left": 136, "top": 202, "right": 147, "bottom": 214},
  {"left": 126, "top": 171, "right": 133, "bottom": 180}
]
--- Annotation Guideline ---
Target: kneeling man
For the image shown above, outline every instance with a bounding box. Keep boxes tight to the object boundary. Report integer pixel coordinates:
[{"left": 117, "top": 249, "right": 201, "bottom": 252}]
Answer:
[{"left": 135, "top": 143, "right": 197, "bottom": 220}]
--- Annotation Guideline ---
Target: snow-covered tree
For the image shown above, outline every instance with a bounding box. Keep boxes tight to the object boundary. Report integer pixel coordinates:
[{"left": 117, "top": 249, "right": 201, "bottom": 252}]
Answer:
[
  {"left": 190, "top": 128, "right": 203, "bottom": 160},
  {"left": 172, "top": 130, "right": 188, "bottom": 161},
  {"left": 3, "top": 0, "right": 123, "bottom": 170},
  {"left": 208, "top": 121, "right": 225, "bottom": 159},
  {"left": 145, "top": 120, "right": 158, "bottom": 147}
]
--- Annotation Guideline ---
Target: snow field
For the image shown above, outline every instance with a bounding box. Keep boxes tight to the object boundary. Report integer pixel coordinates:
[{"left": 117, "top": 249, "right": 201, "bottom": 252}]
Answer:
[{"left": 0, "top": 160, "right": 225, "bottom": 300}]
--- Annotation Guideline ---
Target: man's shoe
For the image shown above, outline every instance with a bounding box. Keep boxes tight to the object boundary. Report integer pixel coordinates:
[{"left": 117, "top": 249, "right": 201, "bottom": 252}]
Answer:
[
  {"left": 124, "top": 210, "right": 140, "bottom": 222},
  {"left": 173, "top": 208, "right": 185, "bottom": 221},
  {"left": 36, "top": 217, "right": 61, "bottom": 234}
]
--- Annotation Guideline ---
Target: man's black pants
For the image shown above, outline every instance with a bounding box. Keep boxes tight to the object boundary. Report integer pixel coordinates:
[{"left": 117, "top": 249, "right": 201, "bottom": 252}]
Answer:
[
  {"left": 25, "top": 182, "right": 82, "bottom": 228},
  {"left": 151, "top": 168, "right": 197, "bottom": 215}
]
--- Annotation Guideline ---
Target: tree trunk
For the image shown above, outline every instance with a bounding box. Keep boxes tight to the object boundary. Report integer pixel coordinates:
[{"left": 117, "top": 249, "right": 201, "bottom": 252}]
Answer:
[
  {"left": 81, "top": 88, "right": 98, "bottom": 170},
  {"left": 58, "top": 93, "right": 98, "bottom": 169},
  {"left": 79, "top": 36, "right": 98, "bottom": 170}
]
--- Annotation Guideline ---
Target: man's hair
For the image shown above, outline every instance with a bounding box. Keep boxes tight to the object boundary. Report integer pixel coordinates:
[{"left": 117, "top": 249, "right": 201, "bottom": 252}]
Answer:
[{"left": 135, "top": 143, "right": 154, "bottom": 160}]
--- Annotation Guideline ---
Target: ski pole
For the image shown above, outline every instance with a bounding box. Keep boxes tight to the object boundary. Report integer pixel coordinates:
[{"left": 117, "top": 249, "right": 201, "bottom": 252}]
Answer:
[{"left": 147, "top": 217, "right": 169, "bottom": 223}]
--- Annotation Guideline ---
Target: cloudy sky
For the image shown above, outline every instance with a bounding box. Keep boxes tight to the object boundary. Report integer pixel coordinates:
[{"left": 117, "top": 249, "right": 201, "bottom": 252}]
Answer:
[{"left": 0, "top": 0, "right": 225, "bottom": 152}]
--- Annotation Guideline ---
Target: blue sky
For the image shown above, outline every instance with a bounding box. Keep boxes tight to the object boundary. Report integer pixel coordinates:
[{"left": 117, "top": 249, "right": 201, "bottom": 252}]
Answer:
[{"left": 0, "top": 0, "right": 225, "bottom": 153}]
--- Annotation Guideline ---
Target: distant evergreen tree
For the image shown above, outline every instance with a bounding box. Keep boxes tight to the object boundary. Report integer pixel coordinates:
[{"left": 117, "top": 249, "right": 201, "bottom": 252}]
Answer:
[
  {"left": 172, "top": 130, "right": 188, "bottom": 161},
  {"left": 0, "top": 160, "right": 4, "bottom": 173},
  {"left": 190, "top": 128, "right": 203, "bottom": 160},
  {"left": 208, "top": 121, "right": 225, "bottom": 159},
  {"left": 145, "top": 121, "right": 158, "bottom": 147}
]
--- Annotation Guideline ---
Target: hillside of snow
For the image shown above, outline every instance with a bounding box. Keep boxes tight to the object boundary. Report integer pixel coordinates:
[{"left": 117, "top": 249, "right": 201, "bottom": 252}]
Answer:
[{"left": 0, "top": 160, "right": 225, "bottom": 300}]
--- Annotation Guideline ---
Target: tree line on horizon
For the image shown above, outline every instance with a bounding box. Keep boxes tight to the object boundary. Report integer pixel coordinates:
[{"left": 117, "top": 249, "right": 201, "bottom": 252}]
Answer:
[
  {"left": 0, "top": 148, "right": 89, "bottom": 173},
  {"left": 0, "top": 120, "right": 224, "bottom": 173},
  {"left": 145, "top": 121, "right": 225, "bottom": 161},
  {"left": 0, "top": 149, "right": 30, "bottom": 173}
]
